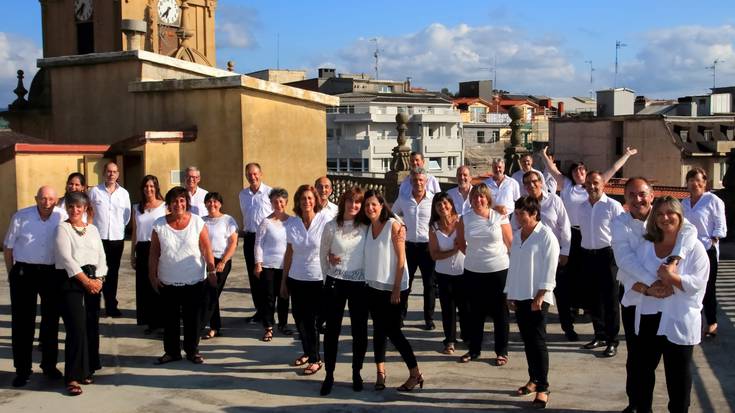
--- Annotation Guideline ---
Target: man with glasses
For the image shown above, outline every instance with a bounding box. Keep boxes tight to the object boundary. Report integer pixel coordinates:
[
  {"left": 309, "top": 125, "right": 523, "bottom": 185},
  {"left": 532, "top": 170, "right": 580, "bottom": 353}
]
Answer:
[{"left": 185, "top": 166, "right": 208, "bottom": 216}]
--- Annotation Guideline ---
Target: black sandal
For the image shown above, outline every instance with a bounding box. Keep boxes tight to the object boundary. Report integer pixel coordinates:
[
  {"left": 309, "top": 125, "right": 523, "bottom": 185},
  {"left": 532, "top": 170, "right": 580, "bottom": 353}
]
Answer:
[
  {"left": 155, "top": 353, "right": 182, "bottom": 365},
  {"left": 187, "top": 353, "right": 205, "bottom": 364},
  {"left": 262, "top": 328, "right": 274, "bottom": 342},
  {"left": 532, "top": 391, "right": 550, "bottom": 408},
  {"left": 459, "top": 352, "right": 478, "bottom": 363}
]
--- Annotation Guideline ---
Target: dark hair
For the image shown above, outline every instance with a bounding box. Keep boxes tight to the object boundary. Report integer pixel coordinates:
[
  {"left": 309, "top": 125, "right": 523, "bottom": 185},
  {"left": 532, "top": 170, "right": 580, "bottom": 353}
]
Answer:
[
  {"left": 269, "top": 187, "right": 289, "bottom": 200},
  {"left": 685, "top": 167, "right": 707, "bottom": 183},
  {"left": 522, "top": 170, "right": 544, "bottom": 189},
  {"left": 514, "top": 196, "right": 540, "bottom": 221},
  {"left": 585, "top": 170, "right": 603, "bottom": 181},
  {"left": 64, "top": 191, "right": 89, "bottom": 207},
  {"left": 623, "top": 176, "right": 651, "bottom": 193},
  {"left": 429, "top": 192, "right": 457, "bottom": 228},
  {"left": 245, "top": 162, "right": 262, "bottom": 172},
  {"left": 204, "top": 191, "right": 224, "bottom": 205},
  {"left": 566, "top": 162, "right": 586, "bottom": 183},
  {"left": 409, "top": 151, "right": 424, "bottom": 160},
  {"left": 66, "top": 172, "right": 86, "bottom": 188},
  {"left": 164, "top": 186, "right": 190, "bottom": 211},
  {"left": 336, "top": 186, "right": 365, "bottom": 227},
  {"left": 138, "top": 175, "right": 164, "bottom": 213},
  {"left": 361, "top": 189, "right": 396, "bottom": 224},
  {"left": 293, "top": 185, "right": 322, "bottom": 217}
]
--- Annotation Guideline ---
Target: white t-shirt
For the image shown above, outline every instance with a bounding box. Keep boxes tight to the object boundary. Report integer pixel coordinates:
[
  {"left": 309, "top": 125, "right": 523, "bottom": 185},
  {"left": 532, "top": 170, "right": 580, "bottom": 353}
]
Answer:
[
  {"left": 255, "top": 217, "right": 288, "bottom": 269},
  {"left": 133, "top": 203, "right": 167, "bottom": 242},
  {"left": 189, "top": 187, "right": 209, "bottom": 216},
  {"left": 153, "top": 214, "right": 206, "bottom": 286},
  {"left": 203, "top": 214, "right": 239, "bottom": 259},
  {"left": 462, "top": 209, "right": 509, "bottom": 273}
]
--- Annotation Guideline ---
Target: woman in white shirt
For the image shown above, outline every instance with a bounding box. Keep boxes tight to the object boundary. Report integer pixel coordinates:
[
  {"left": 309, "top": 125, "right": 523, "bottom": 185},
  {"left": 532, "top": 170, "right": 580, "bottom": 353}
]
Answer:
[
  {"left": 58, "top": 172, "right": 93, "bottom": 223},
  {"left": 635, "top": 196, "right": 709, "bottom": 413},
  {"left": 149, "top": 187, "right": 216, "bottom": 365},
  {"left": 201, "top": 192, "right": 239, "bottom": 339},
  {"left": 254, "top": 188, "right": 292, "bottom": 341},
  {"left": 455, "top": 183, "right": 512, "bottom": 365},
  {"left": 55, "top": 191, "right": 107, "bottom": 396},
  {"left": 130, "top": 175, "right": 166, "bottom": 333},
  {"left": 362, "top": 190, "right": 423, "bottom": 392},
  {"left": 506, "top": 196, "right": 559, "bottom": 408},
  {"left": 319, "top": 186, "right": 369, "bottom": 395},
  {"left": 428, "top": 192, "right": 466, "bottom": 355},
  {"left": 280, "top": 185, "right": 330, "bottom": 375},
  {"left": 682, "top": 167, "right": 727, "bottom": 338}
]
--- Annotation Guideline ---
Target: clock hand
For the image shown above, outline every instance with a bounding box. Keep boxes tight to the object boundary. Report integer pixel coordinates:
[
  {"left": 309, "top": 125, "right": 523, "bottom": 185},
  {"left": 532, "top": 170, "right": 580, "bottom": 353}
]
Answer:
[
  {"left": 76, "top": 4, "right": 85, "bottom": 18},
  {"left": 162, "top": 7, "right": 170, "bottom": 19}
]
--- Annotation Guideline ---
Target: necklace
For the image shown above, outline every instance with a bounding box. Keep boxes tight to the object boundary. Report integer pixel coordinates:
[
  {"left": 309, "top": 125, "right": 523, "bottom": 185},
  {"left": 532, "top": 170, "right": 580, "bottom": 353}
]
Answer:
[{"left": 72, "top": 224, "right": 87, "bottom": 237}]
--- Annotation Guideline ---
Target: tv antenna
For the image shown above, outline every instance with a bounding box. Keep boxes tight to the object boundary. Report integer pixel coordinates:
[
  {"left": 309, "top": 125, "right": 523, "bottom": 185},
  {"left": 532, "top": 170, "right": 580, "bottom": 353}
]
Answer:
[
  {"left": 584, "top": 60, "right": 595, "bottom": 97},
  {"left": 614, "top": 40, "right": 627, "bottom": 88},
  {"left": 706, "top": 58, "right": 725, "bottom": 89},
  {"left": 370, "top": 38, "right": 381, "bottom": 79}
]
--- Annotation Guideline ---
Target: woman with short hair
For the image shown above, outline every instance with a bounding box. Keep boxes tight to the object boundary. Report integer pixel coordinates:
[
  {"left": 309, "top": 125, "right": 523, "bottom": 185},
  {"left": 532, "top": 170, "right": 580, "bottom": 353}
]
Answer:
[{"left": 58, "top": 172, "right": 93, "bottom": 223}]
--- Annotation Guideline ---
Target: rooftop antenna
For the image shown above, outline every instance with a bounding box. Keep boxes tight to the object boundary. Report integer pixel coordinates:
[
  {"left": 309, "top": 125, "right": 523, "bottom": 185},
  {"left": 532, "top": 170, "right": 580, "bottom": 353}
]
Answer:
[
  {"left": 584, "top": 60, "right": 595, "bottom": 97},
  {"left": 479, "top": 58, "right": 498, "bottom": 114},
  {"left": 706, "top": 58, "right": 725, "bottom": 89},
  {"left": 614, "top": 40, "right": 627, "bottom": 88},
  {"left": 276, "top": 33, "right": 280, "bottom": 70},
  {"left": 370, "top": 38, "right": 380, "bottom": 79}
]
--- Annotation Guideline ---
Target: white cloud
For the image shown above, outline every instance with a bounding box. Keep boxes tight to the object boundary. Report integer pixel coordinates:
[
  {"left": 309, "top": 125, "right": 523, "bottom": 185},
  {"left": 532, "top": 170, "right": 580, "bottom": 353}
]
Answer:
[
  {"left": 216, "top": 5, "right": 259, "bottom": 50},
  {"left": 0, "top": 32, "right": 42, "bottom": 109}
]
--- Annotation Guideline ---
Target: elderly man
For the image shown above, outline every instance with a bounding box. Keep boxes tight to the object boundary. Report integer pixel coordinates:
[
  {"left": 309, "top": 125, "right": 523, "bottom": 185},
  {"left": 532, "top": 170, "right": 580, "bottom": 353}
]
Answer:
[
  {"left": 315, "top": 176, "right": 338, "bottom": 219},
  {"left": 485, "top": 158, "right": 520, "bottom": 215},
  {"left": 184, "top": 166, "right": 208, "bottom": 216},
  {"left": 393, "top": 167, "right": 436, "bottom": 329},
  {"left": 4, "top": 186, "right": 66, "bottom": 386},
  {"left": 398, "top": 152, "right": 442, "bottom": 199},
  {"left": 238, "top": 163, "right": 273, "bottom": 323},
  {"left": 88, "top": 161, "right": 131, "bottom": 318},
  {"left": 511, "top": 154, "right": 556, "bottom": 196},
  {"left": 447, "top": 166, "right": 472, "bottom": 215}
]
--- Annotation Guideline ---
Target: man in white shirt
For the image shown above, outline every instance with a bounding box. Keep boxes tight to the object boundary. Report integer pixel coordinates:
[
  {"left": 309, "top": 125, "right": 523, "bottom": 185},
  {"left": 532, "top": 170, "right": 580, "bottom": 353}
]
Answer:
[
  {"left": 185, "top": 166, "right": 208, "bottom": 216},
  {"left": 447, "top": 165, "right": 472, "bottom": 215},
  {"left": 577, "top": 171, "right": 625, "bottom": 357},
  {"left": 4, "top": 186, "right": 66, "bottom": 386},
  {"left": 238, "top": 162, "right": 273, "bottom": 323},
  {"left": 315, "top": 176, "right": 338, "bottom": 219},
  {"left": 485, "top": 158, "right": 520, "bottom": 215},
  {"left": 88, "top": 161, "right": 131, "bottom": 318},
  {"left": 511, "top": 154, "right": 556, "bottom": 196},
  {"left": 398, "top": 152, "right": 442, "bottom": 199},
  {"left": 393, "top": 167, "right": 436, "bottom": 329}
]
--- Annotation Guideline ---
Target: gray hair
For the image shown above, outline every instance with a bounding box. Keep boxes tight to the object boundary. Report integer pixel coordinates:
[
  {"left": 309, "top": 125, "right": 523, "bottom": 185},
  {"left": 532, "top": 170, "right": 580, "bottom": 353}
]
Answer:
[
  {"left": 64, "top": 191, "right": 89, "bottom": 207},
  {"left": 491, "top": 158, "right": 505, "bottom": 166},
  {"left": 185, "top": 166, "right": 200, "bottom": 175},
  {"left": 410, "top": 167, "right": 427, "bottom": 177},
  {"left": 269, "top": 187, "right": 289, "bottom": 200}
]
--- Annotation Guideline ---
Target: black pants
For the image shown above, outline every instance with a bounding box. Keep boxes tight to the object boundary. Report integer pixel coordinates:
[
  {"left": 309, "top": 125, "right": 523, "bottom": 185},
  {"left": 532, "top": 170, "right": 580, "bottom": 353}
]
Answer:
[
  {"left": 554, "top": 263, "right": 575, "bottom": 333},
  {"left": 637, "top": 313, "right": 694, "bottom": 413},
  {"left": 135, "top": 241, "right": 162, "bottom": 328},
  {"left": 583, "top": 247, "right": 620, "bottom": 344},
  {"left": 38, "top": 269, "right": 66, "bottom": 372},
  {"left": 621, "top": 302, "right": 639, "bottom": 409},
  {"left": 60, "top": 276, "right": 101, "bottom": 382},
  {"left": 243, "top": 232, "right": 263, "bottom": 317},
  {"left": 260, "top": 268, "right": 290, "bottom": 329},
  {"left": 160, "top": 282, "right": 205, "bottom": 357},
  {"left": 515, "top": 300, "right": 550, "bottom": 392},
  {"left": 201, "top": 258, "right": 232, "bottom": 331},
  {"left": 463, "top": 269, "right": 509, "bottom": 357},
  {"left": 436, "top": 272, "right": 469, "bottom": 345},
  {"left": 369, "top": 287, "right": 418, "bottom": 369},
  {"left": 567, "top": 227, "right": 585, "bottom": 309},
  {"left": 288, "top": 278, "right": 323, "bottom": 363},
  {"left": 403, "top": 241, "right": 436, "bottom": 323},
  {"left": 703, "top": 246, "right": 718, "bottom": 326},
  {"left": 9, "top": 263, "right": 51, "bottom": 375},
  {"left": 101, "top": 239, "right": 124, "bottom": 312},
  {"left": 323, "top": 277, "right": 369, "bottom": 374}
]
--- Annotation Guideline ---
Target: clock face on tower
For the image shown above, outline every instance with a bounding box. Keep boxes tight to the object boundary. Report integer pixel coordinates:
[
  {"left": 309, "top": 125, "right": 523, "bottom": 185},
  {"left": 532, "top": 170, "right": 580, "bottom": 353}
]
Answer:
[
  {"left": 158, "top": 0, "right": 181, "bottom": 26},
  {"left": 74, "top": 0, "right": 93, "bottom": 22}
]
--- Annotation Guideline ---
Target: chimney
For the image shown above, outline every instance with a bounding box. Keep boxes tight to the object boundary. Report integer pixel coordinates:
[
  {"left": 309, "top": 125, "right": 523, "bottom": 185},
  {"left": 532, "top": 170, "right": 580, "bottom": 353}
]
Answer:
[
  {"left": 318, "top": 68, "right": 336, "bottom": 79},
  {"left": 557, "top": 101, "right": 565, "bottom": 116}
]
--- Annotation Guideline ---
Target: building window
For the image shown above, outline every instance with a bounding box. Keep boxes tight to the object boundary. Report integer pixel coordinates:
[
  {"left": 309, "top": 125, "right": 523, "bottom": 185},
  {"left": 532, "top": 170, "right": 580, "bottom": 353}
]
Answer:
[
  {"left": 349, "top": 158, "right": 363, "bottom": 172},
  {"left": 336, "top": 128, "right": 342, "bottom": 138},
  {"left": 470, "top": 107, "right": 487, "bottom": 122},
  {"left": 327, "top": 106, "right": 337, "bottom": 113},
  {"left": 429, "top": 157, "right": 442, "bottom": 171},
  {"left": 448, "top": 157, "right": 457, "bottom": 170},
  {"left": 327, "top": 158, "right": 338, "bottom": 171},
  {"left": 337, "top": 158, "right": 346, "bottom": 171},
  {"left": 382, "top": 158, "right": 390, "bottom": 172},
  {"left": 703, "top": 129, "right": 713, "bottom": 141},
  {"left": 379, "top": 85, "right": 393, "bottom": 93},
  {"left": 491, "top": 130, "right": 500, "bottom": 142},
  {"left": 327, "top": 129, "right": 334, "bottom": 139},
  {"left": 477, "top": 131, "right": 485, "bottom": 143}
]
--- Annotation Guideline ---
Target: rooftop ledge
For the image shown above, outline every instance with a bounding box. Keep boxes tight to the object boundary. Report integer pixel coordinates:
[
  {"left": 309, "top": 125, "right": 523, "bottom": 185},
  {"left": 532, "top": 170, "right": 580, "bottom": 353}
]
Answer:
[{"left": 37, "top": 50, "right": 339, "bottom": 107}]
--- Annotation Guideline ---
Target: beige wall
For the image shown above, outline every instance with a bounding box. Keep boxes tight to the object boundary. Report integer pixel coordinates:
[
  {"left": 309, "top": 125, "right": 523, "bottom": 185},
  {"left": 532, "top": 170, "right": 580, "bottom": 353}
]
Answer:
[
  {"left": 0, "top": 159, "right": 18, "bottom": 241},
  {"left": 144, "top": 141, "right": 182, "bottom": 194},
  {"left": 550, "top": 119, "right": 618, "bottom": 174},
  {"left": 622, "top": 119, "right": 684, "bottom": 186},
  {"left": 14, "top": 154, "right": 85, "bottom": 208}
]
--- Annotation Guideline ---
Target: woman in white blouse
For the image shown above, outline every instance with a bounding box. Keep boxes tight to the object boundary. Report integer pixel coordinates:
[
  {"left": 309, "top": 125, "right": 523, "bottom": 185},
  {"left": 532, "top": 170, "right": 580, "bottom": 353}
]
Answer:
[
  {"left": 254, "top": 188, "right": 292, "bottom": 341},
  {"left": 201, "top": 192, "right": 239, "bottom": 339},
  {"left": 319, "top": 186, "right": 369, "bottom": 395},
  {"left": 130, "top": 175, "right": 166, "bottom": 334},
  {"left": 58, "top": 172, "right": 93, "bottom": 223},
  {"left": 280, "top": 184, "right": 330, "bottom": 375},
  {"left": 506, "top": 196, "right": 559, "bottom": 408},
  {"left": 682, "top": 167, "right": 727, "bottom": 338},
  {"left": 149, "top": 187, "right": 216, "bottom": 365},
  {"left": 635, "top": 196, "right": 709, "bottom": 413},
  {"left": 428, "top": 192, "right": 466, "bottom": 355},
  {"left": 55, "top": 191, "right": 107, "bottom": 396},
  {"left": 362, "top": 190, "right": 423, "bottom": 392},
  {"left": 455, "top": 183, "right": 512, "bottom": 365}
]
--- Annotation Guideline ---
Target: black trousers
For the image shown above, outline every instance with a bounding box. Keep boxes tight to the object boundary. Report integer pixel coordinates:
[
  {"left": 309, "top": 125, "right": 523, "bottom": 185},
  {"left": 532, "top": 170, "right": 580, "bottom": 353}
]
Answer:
[
  {"left": 703, "top": 246, "right": 718, "bottom": 326},
  {"left": 636, "top": 313, "right": 694, "bottom": 413},
  {"left": 260, "top": 268, "right": 290, "bottom": 329},
  {"left": 201, "top": 258, "right": 232, "bottom": 331},
  {"left": 369, "top": 287, "right": 418, "bottom": 369},
  {"left": 403, "top": 241, "right": 436, "bottom": 323},
  {"left": 38, "top": 269, "right": 66, "bottom": 372},
  {"left": 160, "top": 282, "right": 205, "bottom": 357},
  {"left": 436, "top": 272, "right": 469, "bottom": 345},
  {"left": 135, "top": 241, "right": 162, "bottom": 328},
  {"left": 463, "top": 269, "right": 509, "bottom": 357},
  {"left": 323, "top": 277, "right": 369, "bottom": 374},
  {"left": 243, "top": 232, "right": 263, "bottom": 317},
  {"left": 621, "top": 301, "right": 639, "bottom": 409},
  {"left": 288, "top": 278, "right": 323, "bottom": 363},
  {"left": 101, "top": 239, "right": 124, "bottom": 312},
  {"left": 60, "top": 275, "right": 102, "bottom": 381},
  {"left": 567, "top": 227, "right": 585, "bottom": 309},
  {"left": 515, "top": 300, "right": 550, "bottom": 392},
  {"left": 554, "top": 263, "right": 575, "bottom": 333},
  {"left": 583, "top": 247, "right": 620, "bottom": 344}
]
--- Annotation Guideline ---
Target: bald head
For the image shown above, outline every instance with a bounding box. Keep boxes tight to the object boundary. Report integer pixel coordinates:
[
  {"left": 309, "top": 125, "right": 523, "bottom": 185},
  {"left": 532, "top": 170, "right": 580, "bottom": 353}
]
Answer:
[
  {"left": 35, "top": 186, "right": 57, "bottom": 218},
  {"left": 314, "top": 176, "right": 333, "bottom": 204}
]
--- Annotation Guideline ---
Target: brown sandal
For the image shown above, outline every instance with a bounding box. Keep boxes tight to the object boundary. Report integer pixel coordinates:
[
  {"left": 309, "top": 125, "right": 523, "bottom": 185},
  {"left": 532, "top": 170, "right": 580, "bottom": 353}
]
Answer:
[
  {"left": 494, "top": 355, "right": 509, "bottom": 366},
  {"left": 262, "top": 328, "right": 273, "bottom": 342},
  {"left": 303, "top": 361, "right": 323, "bottom": 375},
  {"left": 293, "top": 354, "right": 309, "bottom": 367},
  {"left": 66, "top": 382, "right": 83, "bottom": 396},
  {"left": 442, "top": 343, "right": 455, "bottom": 354}
]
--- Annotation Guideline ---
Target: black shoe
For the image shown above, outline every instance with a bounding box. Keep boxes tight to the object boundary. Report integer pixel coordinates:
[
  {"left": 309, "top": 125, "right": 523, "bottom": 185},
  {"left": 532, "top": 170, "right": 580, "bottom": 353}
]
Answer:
[
  {"left": 622, "top": 406, "right": 636, "bottom": 413},
  {"left": 582, "top": 339, "right": 607, "bottom": 349},
  {"left": 245, "top": 314, "right": 262, "bottom": 324},
  {"left": 277, "top": 325, "right": 294, "bottom": 336},
  {"left": 12, "top": 374, "right": 30, "bottom": 388},
  {"left": 424, "top": 321, "right": 436, "bottom": 331},
  {"left": 320, "top": 374, "right": 334, "bottom": 396},
  {"left": 564, "top": 330, "right": 579, "bottom": 342},
  {"left": 42, "top": 367, "right": 63, "bottom": 380},
  {"left": 106, "top": 308, "right": 122, "bottom": 318},
  {"left": 352, "top": 371, "right": 363, "bottom": 392},
  {"left": 603, "top": 343, "right": 618, "bottom": 357}
]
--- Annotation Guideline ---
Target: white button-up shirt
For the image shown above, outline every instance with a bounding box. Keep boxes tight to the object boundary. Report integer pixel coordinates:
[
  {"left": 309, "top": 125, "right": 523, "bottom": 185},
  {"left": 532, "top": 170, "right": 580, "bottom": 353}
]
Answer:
[
  {"left": 511, "top": 192, "right": 571, "bottom": 255},
  {"left": 88, "top": 183, "right": 131, "bottom": 241},
  {"left": 239, "top": 183, "right": 273, "bottom": 233},
  {"left": 4, "top": 206, "right": 65, "bottom": 265},
  {"left": 392, "top": 191, "right": 433, "bottom": 243},
  {"left": 578, "top": 194, "right": 625, "bottom": 250},
  {"left": 682, "top": 192, "right": 727, "bottom": 251},
  {"left": 485, "top": 175, "right": 520, "bottom": 213},
  {"left": 505, "top": 222, "right": 559, "bottom": 305},
  {"left": 189, "top": 187, "right": 209, "bottom": 216},
  {"left": 399, "top": 174, "right": 442, "bottom": 198},
  {"left": 321, "top": 201, "right": 339, "bottom": 220},
  {"left": 285, "top": 213, "right": 330, "bottom": 281},
  {"left": 446, "top": 186, "right": 471, "bottom": 216}
]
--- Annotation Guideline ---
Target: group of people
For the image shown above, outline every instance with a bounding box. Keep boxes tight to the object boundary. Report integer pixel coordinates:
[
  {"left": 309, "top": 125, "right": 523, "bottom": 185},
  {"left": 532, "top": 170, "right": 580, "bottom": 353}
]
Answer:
[{"left": 4, "top": 151, "right": 726, "bottom": 411}]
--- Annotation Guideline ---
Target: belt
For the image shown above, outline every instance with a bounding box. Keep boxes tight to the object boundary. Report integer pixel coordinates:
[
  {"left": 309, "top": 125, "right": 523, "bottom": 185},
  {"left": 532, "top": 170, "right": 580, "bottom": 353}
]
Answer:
[
  {"left": 582, "top": 246, "right": 612, "bottom": 255},
  {"left": 16, "top": 262, "right": 55, "bottom": 270}
]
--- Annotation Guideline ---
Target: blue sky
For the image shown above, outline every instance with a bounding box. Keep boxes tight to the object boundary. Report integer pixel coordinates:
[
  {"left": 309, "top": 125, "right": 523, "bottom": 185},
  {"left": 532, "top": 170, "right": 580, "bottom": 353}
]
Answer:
[{"left": 2, "top": 1, "right": 735, "bottom": 107}]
